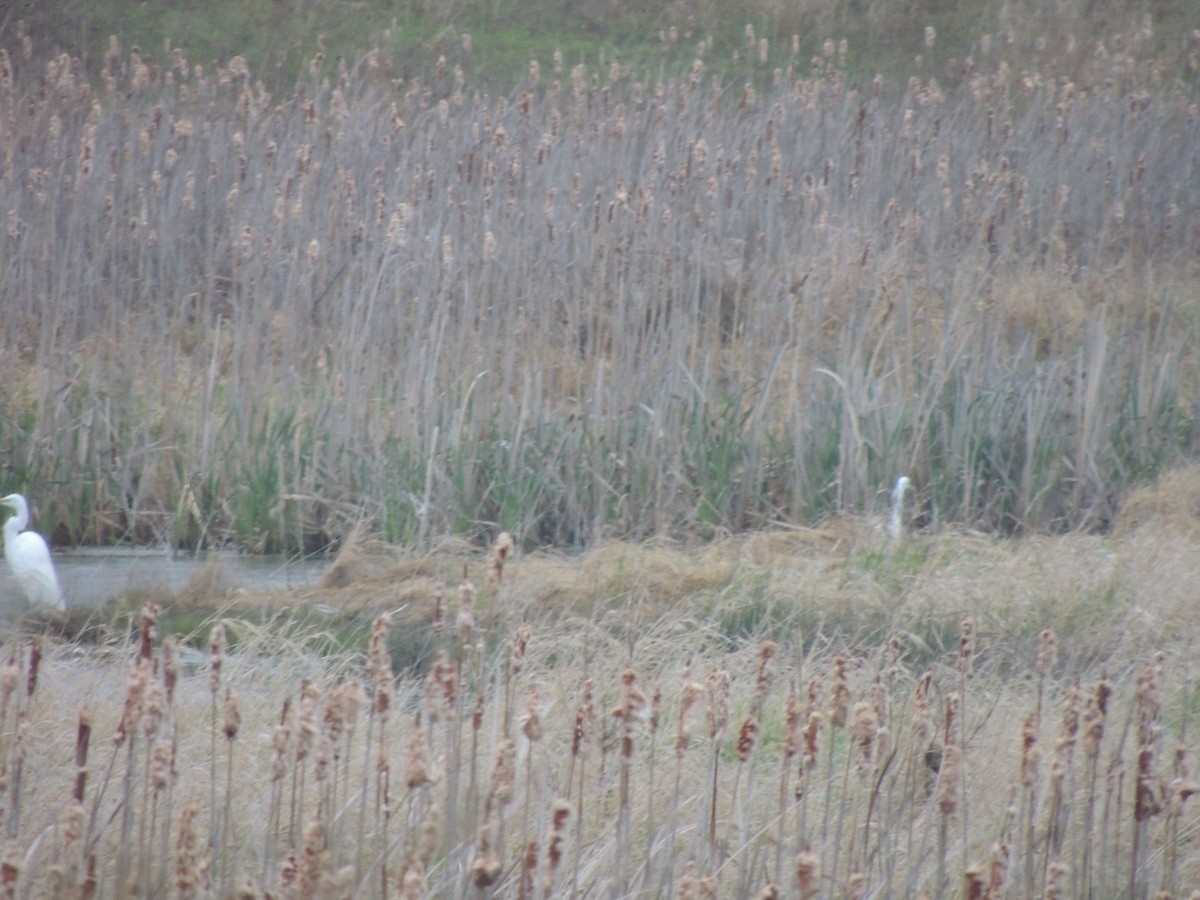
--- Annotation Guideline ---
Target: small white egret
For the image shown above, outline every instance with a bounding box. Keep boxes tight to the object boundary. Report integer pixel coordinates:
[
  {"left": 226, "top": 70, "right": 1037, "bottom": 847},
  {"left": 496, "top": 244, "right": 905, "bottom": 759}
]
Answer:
[
  {"left": 887, "top": 476, "right": 911, "bottom": 541},
  {"left": 1, "top": 493, "right": 66, "bottom": 613}
]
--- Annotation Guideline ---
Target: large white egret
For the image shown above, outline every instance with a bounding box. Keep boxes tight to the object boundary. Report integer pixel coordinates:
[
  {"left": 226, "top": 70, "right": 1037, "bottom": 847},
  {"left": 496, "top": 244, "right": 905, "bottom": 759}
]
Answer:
[
  {"left": 887, "top": 476, "right": 912, "bottom": 541},
  {"left": 1, "top": 493, "right": 66, "bottom": 613}
]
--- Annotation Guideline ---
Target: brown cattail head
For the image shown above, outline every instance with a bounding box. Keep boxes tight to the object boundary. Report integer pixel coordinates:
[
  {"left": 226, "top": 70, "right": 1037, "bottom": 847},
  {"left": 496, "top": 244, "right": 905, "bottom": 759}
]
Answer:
[
  {"left": 470, "top": 822, "right": 502, "bottom": 887},
  {"left": 1082, "top": 673, "right": 1110, "bottom": 760},
  {"left": 676, "top": 680, "right": 705, "bottom": 757},
  {"left": 572, "top": 678, "right": 595, "bottom": 758},
  {"left": 829, "top": 656, "right": 850, "bottom": 730},
  {"left": 456, "top": 577, "right": 476, "bottom": 644},
  {"left": 705, "top": 669, "right": 730, "bottom": 740},
  {"left": 73, "top": 708, "right": 92, "bottom": 802},
  {"left": 488, "top": 531, "right": 514, "bottom": 591},
  {"left": 162, "top": 636, "right": 180, "bottom": 705},
  {"left": 222, "top": 687, "right": 241, "bottom": 741},
  {"left": 850, "top": 701, "right": 878, "bottom": 776},
  {"left": 803, "top": 710, "right": 823, "bottom": 770},
  {"left": 432, "top": 581, "right": 446, "bottom": 641},
  {"left": 139, "top": 602, "right": 159, "bottom": 662},
  {"left": 937, "top": 743, "right": 961, "bottom": 815},
  {"left": 1135, "top": 744, "right": 1164, "bottom": 822},
  {"left": 405, "top": 724, "right": 433, "bottom": 789},
  {"left": 26, "top": 637, "right": 41, "bottom": 697},
  {"left": 784, "top": 682, "right": 802, "bottom": 759},
  {"left": 964, "top": 865, "right": 986, "bottom": 900},
  {"left": 176, "top": 802, "right": 203, "bottom": 897},
  {"left": 489, "top": 738, "right": 516, "bottom": 808},
  {"left": 1043, "top": 859, "right": 1068, "bottom": 899},
  {"left": 1037, "top": 629, "right": 1057, "bottom": 678},
  {"left": 1020, "top": 712, "right": 1039, "bottom": 787},
  {"left": 1135, "top": 656, "right": 1162, "bottom": 747},
  {"left": 114, "top": 658, "right": 150, "bottom": 747},
  {"left": 368, "top": 615, "right": 393, "bottom": 717},
  {"left": 543, "top": 799, "right": 571, "bottom": 894},
  {"left": 736, "top": 715, "right": 759, "bottom": 762},
  {"left": 521, "top": 686, "right": 543, "bottom": 742},
  {"left": 612, "top": 667, "right": 646, "bottom": 723},
  {"left": 0, "top": 660, "right": 19, "bottom": 719},
  {"left": 957, "top": 617, "right": 975, "bottom": 675},
  {"left": 208, "top": 623, "right": 227, "bottom": 695},
  {"left": 512, "top": 623, "right": 532, "bottom": 677},
  {"left": 795, "top": 850, "right": 820, "bottom": 897},
  {"left": 754, "top": 640, "right": 777, "bottom": 705}
]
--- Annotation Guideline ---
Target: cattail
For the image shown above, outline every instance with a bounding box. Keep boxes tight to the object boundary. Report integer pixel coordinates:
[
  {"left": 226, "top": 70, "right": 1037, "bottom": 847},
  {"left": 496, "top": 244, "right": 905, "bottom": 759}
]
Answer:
[
  {"left": 151, "top": 732, "right": 174, "bottom": 793},
  {"left": 26, "top": 638, "right": 41, "bottom": 697},
  {"left": 1037, "top": 629, "right": 1057, "bottom": 678},
  {"left": 489, "top": 531, "right": 514, "bottom": 590},
  {"left": 964, "top": 866, "right": 986, "bottom": 899},
  {"left": 1081, "top": 680, "right": 1109, "bottom": 769},
  {"left": 521, "top": 686, "right": 543, "bottom": 743},
  {"left": 471, "top": 822, "right": 502, "bottom": 887},
  {"left": 542, "top": 800, "right": 571, "bottom": 894},
  {"left": 754, "top": 641, "right": 776, "bottom": 704},
  {"left": 208, "top": 623, "right": 226, "bottom": 697},
  {"left": 456, "top": 578, "right": 476, "bottom": 644},
  {"left": 850, "top": 701, "right": 878, "bottom": 775},
  {"left": 802, "top": 711, "right": 823, "bottom": 771},
  {"left": 489, "top": 738, "right": 516, "bottom": 808},
  {"left": 512, "top": 623, "right": 532, "bottom": 677},
  {"left": 432, "top": 582, "right": 445, "bottom": 641},
  {"left": 613, "top": 667, "right": 646, "bottom": 723},
  {"left": 736, "top": 716, "right": 759, "bottom": 762},
  {"left": 988, "top": 833, "right": 1011, "bottom": 893},
  {"left": 270, "top": 700, "right": 292, "bottom": 782},
  {"left": 296, "top": 680, "right": 322, "bottom": 764},
  {"left": 0, "top": 660, "right": 19, "bottom": 722},
  {"left": 1044, "top": 859, "right": 1069, "bottom": 898},
  {"left": 1135, "top": 657, "right": 1162, "bottom": 747},
  {"left": 176, "top": 803, "right": 203, "bottom": 898},
  {"left": 1020, "top": 712, "right": 1040, "bottom": 787},
  {"left": 519, "top": 840, "right": 538, "bottom": 899},
  {"left": 298, "top": 819, "right": 331, "bottom": 895},
  {"left": 795, "top": 850, "right": 820, "bottom": 898},
  {"left": 73, "top": 708, "right": 91, "bottom": 802},
  {"left": 162, "top": 637, "right": 180, "bottom": 705},
  {"left": 829, "top": 656, "right": 850, "bottom": 730},
  {"left": 114, "top": 658, "right": 149, "bottom": 747},
  {"left": 676, "top": 681, "right": 704, "bottom": 757},
  {"left": 705, "top": 669, "right": 730, "bottom": 740},
  {"left": 573, "top": 678, "right": 595, "bottom": 759},
  {"left": 0, "top": 841, "right": 20, "bottom": 895},
  {"left": 784, "top": 683, "right": 802, "bottom": 759},
  {"left": 958, "top": 617, "right": 975, "bottom": 675},
  {"left": 368, "top": 615, "right": 393, "bottom": 718},
  {"left": 405, "top": 724, "right": 433, "bottom": 789},
  {"left": 937, "top": 743, "right": 961, "bottom": 814},
  {"left": 142, "top": 673, "right": 166, "bottom": 740},
  {"left": 222, "top": 687, "right": 241, "bottom": 742}
]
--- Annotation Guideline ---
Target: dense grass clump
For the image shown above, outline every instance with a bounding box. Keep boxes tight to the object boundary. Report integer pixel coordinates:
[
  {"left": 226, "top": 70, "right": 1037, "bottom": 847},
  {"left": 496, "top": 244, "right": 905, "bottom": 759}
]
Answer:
[
  {"left": 2, "top": 525, "right": 1200, "bottom": 897},
  {"left": 1, "top": 18, "right": 1199, "bottom": 552}
]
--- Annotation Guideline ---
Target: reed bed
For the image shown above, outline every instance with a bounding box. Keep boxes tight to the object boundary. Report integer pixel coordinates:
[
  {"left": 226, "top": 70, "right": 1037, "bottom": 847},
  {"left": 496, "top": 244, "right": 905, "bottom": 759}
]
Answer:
[
  {"left": 1, "top": 525, "right": 1199, "bottom": 897},
  {"left": 0, "top": 19, "right": 1198, "bottom": 551}
]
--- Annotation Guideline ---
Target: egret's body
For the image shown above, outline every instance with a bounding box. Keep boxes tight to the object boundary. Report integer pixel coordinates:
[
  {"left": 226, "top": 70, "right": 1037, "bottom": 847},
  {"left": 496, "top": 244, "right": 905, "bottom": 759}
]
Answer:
[
  {"left": 887, "top": 476, "right": 911, "bottom": 541},
  {"left": 2, "top": 494, "right": 65, "bottom": 612}
]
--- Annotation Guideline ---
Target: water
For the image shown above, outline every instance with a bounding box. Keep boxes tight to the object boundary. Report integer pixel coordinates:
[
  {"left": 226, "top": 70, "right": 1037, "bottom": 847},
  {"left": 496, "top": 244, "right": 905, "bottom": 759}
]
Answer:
[{"left": 0, "top": 547, "right": 328, "bottom": 611}]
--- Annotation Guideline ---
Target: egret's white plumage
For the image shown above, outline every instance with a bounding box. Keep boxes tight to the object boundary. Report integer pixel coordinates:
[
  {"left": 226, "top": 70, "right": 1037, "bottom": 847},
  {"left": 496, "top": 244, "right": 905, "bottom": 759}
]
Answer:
[
  {"left": 2, "top": 493, "right": 65, "bottom": 612},
  {"left": 887, "top": 476, "right": 911, "bottom": 541}
]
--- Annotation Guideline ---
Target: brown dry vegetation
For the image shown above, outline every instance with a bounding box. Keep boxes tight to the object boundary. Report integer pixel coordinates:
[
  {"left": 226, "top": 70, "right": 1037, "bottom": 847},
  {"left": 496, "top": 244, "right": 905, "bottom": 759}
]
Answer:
[
  {"left": 1, "top": 17, "right": 1198, "bottom": 553},
  {"left": 0, "top": 498, "right": 1199, "bottom": 897}
]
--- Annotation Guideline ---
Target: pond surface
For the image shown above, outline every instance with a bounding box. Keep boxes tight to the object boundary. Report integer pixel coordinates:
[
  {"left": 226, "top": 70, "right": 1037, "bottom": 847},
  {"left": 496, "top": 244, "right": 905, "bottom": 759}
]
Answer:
[{"left": 0, "top": 547, "right": 328, "bottom": 612}]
